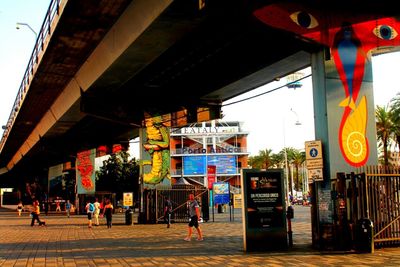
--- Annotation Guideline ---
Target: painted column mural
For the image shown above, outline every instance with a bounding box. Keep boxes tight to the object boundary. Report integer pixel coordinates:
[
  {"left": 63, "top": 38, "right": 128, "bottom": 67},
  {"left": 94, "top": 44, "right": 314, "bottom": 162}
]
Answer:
[
  {"left": 76, "top": 149, "right": 96, "bottom": 194},
  {"left": 253, "top": 3, "right": 400, "bottom": 170},
  {"left": 141, "top": 113, "right": 171, "bottom": 187}
]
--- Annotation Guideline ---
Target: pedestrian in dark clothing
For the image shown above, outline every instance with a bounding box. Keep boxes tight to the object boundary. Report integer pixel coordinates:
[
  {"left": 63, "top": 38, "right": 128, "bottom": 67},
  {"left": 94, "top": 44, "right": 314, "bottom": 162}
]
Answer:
[
  {"left": 184, "top": 194, "right": 203, "bottom": 241},
  {"left": 103, "top": 199, "right": 114, "bottom": 228},
  {"left": 164, "top": 198, "right": 173, "bottom": 228},
  {"left": 44, "top": 201, "right": 49, "bottom": 216}
]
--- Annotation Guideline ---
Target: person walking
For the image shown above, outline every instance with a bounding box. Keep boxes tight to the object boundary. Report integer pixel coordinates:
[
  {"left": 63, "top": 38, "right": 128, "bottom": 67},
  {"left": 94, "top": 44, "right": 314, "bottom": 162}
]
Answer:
[
  {"left": 55, "top": 201, "right": 61, "bottom": 213},
  {"left": 17, "top": 201, "right": 24, "bottom": 217},
  {"left": 184, "top": 194, "right": 203, "bottom": 241},
  {"left": 85, "top": 200, "right": 95, "bottom": 228},
  {"left": 30, "top": 200, "right": 45, "bottom": 226},
  {"left": 44, "top": 201, "right": 49, "bottom": 216},
  {"left": 65, "top": 200, "right": 72, "bottom": 218},
  {"left": 93, "top": 198, "right": 101, "bottom": 226},
  {"left": 164, "top": 197, "right": 173, "bottom": 228},
  {"left": 103, "top": 199, "right": 114, "bottom": 228}
]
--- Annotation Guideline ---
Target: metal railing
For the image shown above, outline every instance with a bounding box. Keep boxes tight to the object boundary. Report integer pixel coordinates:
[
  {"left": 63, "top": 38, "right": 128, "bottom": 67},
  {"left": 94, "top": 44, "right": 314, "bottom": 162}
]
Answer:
[
  {"left": 170, "top": 168, "right": 241, "bottom": 177},
  {"left": 171, "top": 147, "right": 248, "bottom": 155},
  {"left": 0, "top": 0, "right": 66, "bottom": 153}
]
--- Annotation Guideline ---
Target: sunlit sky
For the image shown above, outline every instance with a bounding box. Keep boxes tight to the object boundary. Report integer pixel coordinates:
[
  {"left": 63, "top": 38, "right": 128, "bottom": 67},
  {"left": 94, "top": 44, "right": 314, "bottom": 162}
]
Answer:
[{"left": 1, "top": 1, "right": 400, "bottom": 158}]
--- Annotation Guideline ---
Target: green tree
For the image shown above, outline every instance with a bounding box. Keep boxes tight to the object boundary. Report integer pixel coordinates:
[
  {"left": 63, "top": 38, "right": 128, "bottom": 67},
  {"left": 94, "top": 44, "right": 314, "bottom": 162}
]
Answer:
[
  {"left": 376, "top": 105, "right": 395, "bottom": 167},
  {"left": 248, "top": 149, "right": 282, "bottom": 169},
  {"left": 258, "top": 149, "right": 274, "bottom": 169},
  {"left": 291, "top": 150, "right": 306, "bottom": 191},
  {"left": 248, "top": 155, "right": 264, "bottom": 169},
  {"left": 390, "top": 93, "right": 400, "bottom": 154},
  {"left": 96, "top": 151, "right": 140, "bottom": 200}
]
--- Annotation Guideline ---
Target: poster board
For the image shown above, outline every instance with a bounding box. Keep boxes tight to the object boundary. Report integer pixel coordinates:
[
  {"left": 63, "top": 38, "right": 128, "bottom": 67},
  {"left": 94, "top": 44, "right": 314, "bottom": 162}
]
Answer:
[
  {"left": 213, "top": 182, "right": 230, "bottom": 204},
  {"left": 241, "top": 169, "right": 287, "bottom": 251}
]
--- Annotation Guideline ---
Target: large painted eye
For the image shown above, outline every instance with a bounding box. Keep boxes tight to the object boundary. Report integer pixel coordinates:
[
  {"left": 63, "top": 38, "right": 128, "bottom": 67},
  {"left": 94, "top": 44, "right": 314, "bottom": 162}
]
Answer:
[
  {"left": 290, "top": 11, "right": 318, "bottom": 29},
  {"left": 373, "top": 25, "right": 398, "bottom": 40}
]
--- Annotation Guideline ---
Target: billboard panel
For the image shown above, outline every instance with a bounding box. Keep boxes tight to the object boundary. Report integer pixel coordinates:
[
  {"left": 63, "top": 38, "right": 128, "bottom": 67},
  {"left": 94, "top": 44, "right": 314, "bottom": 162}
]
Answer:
[
  {"left": 241, "top": 169, "right": 287, "bottom": 251},
  {"left": 207, "top": 155, "right": 237, "bottom": 174},
  {"left": 183, "top": 156, "right": 206, "bottom": 175}
]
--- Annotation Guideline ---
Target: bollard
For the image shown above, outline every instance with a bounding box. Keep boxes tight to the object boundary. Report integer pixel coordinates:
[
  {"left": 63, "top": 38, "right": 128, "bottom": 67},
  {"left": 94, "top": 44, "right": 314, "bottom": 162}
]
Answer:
[{"left": 287, "top": 206, "right": 294, "bottom": 247}]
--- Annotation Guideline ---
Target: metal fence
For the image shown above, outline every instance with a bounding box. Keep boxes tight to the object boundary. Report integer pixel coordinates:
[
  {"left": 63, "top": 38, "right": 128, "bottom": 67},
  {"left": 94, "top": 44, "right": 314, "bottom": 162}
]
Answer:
[
  {"left": 141, "top": 184, "right": 209, "bottom": 224},
  {"left": 335, "top": 166, "right": 400, "bottom": 248}
]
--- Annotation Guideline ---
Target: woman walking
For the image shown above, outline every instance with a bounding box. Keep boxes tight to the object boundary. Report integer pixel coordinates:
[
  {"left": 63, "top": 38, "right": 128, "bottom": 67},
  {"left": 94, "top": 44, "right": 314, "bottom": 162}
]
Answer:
[
  {"left": 103, "top": 199, "right": 114, "bottom": 228},
  {"left": 31, "top": 200, "right": 45, "bottom": 226},
  {"left": 17, "top": 201, "right": 23, "bottom": 216}
]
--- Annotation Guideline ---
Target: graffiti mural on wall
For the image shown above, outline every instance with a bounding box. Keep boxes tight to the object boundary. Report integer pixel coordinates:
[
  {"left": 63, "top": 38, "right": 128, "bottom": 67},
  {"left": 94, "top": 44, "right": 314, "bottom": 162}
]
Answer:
[
  {"left": 142, "top": 113, "right": 171, "bottom": 185},
  {"left": 76, "top": 149, "right": 96, "bottom": 194},
  {"left": 254, "top": 4, "right": 400, "bottom": 166}
]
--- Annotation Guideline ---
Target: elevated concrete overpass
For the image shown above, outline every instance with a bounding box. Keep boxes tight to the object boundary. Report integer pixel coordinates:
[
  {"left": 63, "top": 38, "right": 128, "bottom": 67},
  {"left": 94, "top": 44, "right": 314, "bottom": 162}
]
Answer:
[{"left": 0, "top": 0, "right": 398, "bottom": 184}]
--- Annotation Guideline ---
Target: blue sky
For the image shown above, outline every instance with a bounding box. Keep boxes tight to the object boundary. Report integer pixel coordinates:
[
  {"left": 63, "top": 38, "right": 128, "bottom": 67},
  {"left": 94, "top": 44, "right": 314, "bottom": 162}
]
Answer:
[
  {"left": 1, "top": 1, "right": 400, "bottom": 157},
  {"left": 0, "top": 0, "right": 51, "bottom": 133}
]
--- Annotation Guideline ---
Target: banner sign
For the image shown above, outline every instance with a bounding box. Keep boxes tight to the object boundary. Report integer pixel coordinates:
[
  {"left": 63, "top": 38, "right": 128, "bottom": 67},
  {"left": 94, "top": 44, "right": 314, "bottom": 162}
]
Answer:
[
  {"left": 76, "top": 149, "right": 96, "bottom": 194},
  {"left": 207, "top": 165, "right": 216, "bottom": 189},
  {"left": 213, "top": 182, "right": 230, "bottom": 204}
]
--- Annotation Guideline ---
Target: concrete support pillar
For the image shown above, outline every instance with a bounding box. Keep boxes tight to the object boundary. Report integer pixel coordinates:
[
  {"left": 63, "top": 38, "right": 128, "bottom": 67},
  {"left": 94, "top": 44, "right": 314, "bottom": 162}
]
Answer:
[{"left": 311, "top": 48, "right": 378, "bottom": 249}]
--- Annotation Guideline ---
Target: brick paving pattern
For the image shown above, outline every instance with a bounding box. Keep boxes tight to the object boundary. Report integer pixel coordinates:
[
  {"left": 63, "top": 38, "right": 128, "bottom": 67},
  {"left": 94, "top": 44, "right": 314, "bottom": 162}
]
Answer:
[{"left": 1, "top": 206, "right": 400, "bottom": 266}]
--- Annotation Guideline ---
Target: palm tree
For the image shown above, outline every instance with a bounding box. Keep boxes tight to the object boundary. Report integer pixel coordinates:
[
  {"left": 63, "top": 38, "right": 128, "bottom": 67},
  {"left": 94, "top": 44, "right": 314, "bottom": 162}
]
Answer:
[
  {"left": 376, "top": 105, "right": 395, "bottom": 167},
  {"left": 390, "top": 93, "right": 400, "bottom": 154},
  {"left": 279, "top": 147, "right": 297, "bottom": 195},
  {"left": 248, "top": 148, "right": 277, "bottom": 169},
  {"left": 258, "top": 149, "right": 274, "bottom": 169},
  {"left": 292, "top": 150, "right": 306, "bottom": 191}
]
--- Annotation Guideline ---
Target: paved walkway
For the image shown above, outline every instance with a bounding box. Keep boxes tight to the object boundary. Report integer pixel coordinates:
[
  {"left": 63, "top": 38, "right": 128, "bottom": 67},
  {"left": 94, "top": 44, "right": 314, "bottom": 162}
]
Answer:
[{"left": 1, "top": 206, "right": 400, "bottom": 266}]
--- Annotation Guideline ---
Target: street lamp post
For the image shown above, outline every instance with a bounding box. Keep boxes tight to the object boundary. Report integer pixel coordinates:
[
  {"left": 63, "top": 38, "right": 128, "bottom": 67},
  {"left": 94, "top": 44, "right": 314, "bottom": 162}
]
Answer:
[
  {"left": 283, "top": 108, "right": 301, "bottom": 203},
  {"left": 16, "top": 22, "right": 38, "bottom": 40}
]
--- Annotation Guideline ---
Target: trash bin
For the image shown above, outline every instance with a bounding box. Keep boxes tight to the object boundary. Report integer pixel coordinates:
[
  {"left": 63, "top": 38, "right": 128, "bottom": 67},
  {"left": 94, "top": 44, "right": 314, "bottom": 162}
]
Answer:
[
  {"left": 125, "top": 209, "right": 133, "bottom": 225},
  {"left": 355, "top": 218, "right": 374, "bottom": 253}
]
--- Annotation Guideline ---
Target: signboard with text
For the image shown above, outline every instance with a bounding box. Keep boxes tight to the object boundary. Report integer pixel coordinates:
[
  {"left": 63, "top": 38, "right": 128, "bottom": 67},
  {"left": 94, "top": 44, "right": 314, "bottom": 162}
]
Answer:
[
  {"left": 305, "top": 140, "right": 324, "bottom": 182},
  {"left": 183, "top": 156, "right": 206, "bottom": 175},
  {"left": 123, "top": 192, "right": 133, "bottom": 207},
  {"left": 208, "top": 155, "right": 237, "bottom": 174},
  {"left": 213, "top": 182, "right": 230, "bottom": 204},
  {"left": 241, "top": 169, "right": 287, "bottom": 251}
]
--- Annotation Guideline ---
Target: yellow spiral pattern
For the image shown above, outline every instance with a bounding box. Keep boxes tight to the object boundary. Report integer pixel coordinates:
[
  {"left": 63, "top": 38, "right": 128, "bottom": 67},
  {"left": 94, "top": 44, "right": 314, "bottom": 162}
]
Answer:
[{"left": 341, "top": 96, "right": 368, "bottom": 165}]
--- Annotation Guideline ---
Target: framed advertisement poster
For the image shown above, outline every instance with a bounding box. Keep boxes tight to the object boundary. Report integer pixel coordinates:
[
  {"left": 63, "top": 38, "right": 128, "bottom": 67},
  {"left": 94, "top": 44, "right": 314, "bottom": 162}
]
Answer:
[{"left": 241, "top": 169, "right": 287, "bottom": 251}]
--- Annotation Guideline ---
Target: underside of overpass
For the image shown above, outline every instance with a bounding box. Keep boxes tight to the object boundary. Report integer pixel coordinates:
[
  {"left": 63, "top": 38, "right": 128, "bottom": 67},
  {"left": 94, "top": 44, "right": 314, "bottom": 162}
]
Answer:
[{"left": 0, "top": 0, "right": 397, "bottom": 185}]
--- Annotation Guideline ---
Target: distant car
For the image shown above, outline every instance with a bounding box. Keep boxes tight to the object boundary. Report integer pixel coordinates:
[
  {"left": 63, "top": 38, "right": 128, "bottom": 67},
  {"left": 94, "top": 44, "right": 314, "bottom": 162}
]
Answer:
[{"left": 296, "top": 197, "right": 303, "bottom": 205}]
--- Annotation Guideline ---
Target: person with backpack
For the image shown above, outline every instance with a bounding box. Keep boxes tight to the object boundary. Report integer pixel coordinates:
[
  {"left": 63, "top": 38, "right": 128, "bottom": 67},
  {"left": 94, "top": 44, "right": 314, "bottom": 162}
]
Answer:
[
  {"left": 85, "top": 200, "right": 95, "bottom": 228},
  {"left": 65, "top": 200, "right": 72, "bottom": 218}
]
